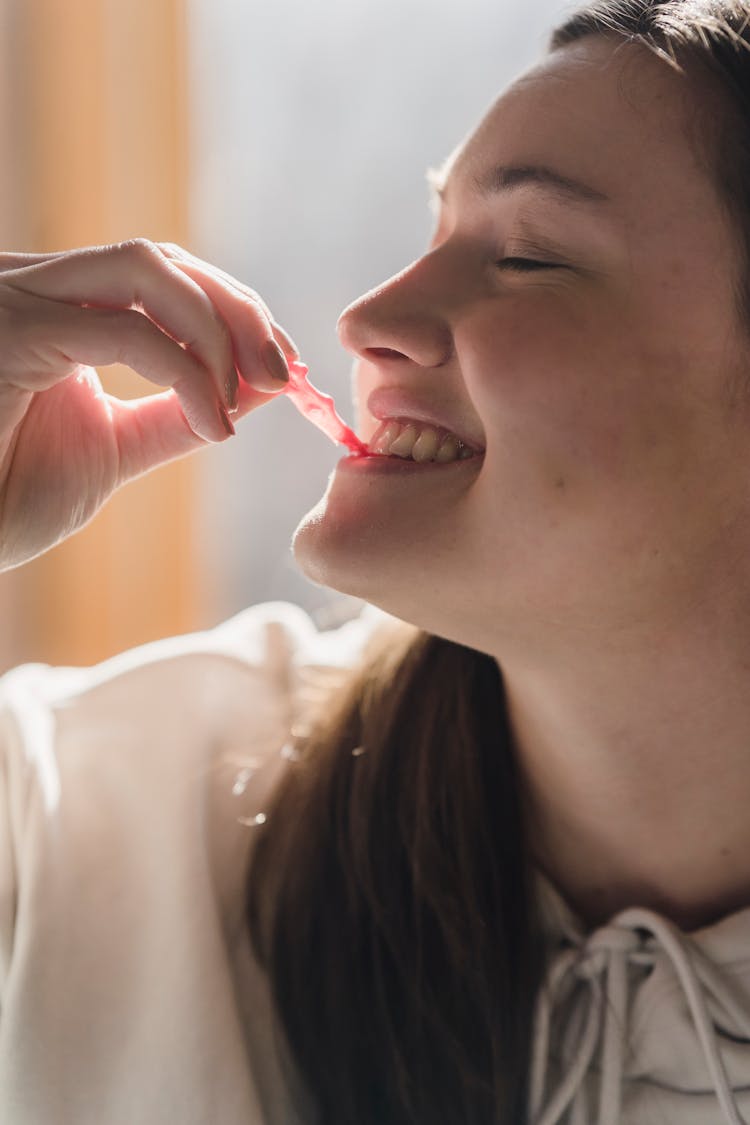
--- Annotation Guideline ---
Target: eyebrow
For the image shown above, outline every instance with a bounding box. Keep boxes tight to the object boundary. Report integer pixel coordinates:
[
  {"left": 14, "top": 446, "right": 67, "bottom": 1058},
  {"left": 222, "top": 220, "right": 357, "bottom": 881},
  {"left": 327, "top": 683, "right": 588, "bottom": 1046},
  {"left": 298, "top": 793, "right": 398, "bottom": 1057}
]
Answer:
[{"left": 427, "top": 162, "right": 611, "bottom": 208}]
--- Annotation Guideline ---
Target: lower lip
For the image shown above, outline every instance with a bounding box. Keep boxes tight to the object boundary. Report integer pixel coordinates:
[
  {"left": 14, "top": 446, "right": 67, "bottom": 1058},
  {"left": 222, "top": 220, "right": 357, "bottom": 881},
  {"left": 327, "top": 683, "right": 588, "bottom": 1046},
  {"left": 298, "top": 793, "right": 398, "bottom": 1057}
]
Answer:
[{"left": 338, "top": 452, "right": 485, "bottom": 474}]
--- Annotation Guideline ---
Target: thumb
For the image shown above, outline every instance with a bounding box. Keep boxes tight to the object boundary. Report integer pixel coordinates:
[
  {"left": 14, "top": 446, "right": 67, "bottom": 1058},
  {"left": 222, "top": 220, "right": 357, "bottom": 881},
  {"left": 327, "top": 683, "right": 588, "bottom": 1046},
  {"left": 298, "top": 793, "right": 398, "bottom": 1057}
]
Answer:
[
  {"left": 111, "top": 377, "right": 276, "bottom": 484},
  {"left": 111, "top": 389, "right": 230, "bottom": 483}
]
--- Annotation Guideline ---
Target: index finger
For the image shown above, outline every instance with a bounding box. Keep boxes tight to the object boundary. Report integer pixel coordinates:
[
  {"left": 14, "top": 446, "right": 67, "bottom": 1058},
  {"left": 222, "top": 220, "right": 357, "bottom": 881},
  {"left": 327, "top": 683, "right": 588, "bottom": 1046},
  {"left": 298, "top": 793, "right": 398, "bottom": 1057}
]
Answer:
[
  {"left": 162, "top": 254, "right": 296, "bottom": 393},
  {"left": 6, "top": 241, "right": 239, "bottom": 409},
  {"left": 159, "top": 244, "right": 300, "bottom": 359}
]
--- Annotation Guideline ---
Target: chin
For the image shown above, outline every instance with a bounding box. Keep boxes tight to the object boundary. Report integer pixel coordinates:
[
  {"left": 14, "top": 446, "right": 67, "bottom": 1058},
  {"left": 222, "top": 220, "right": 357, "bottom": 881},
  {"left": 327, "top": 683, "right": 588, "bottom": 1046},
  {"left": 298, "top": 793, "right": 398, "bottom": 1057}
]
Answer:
[
  {"left": 292, "top": 495, "right": 392, "bottom": 601},
  {"left": 291, "top": 458, "right": 494, "bottom": 642},
  {"left": 291, "top": 498, "right": 453, "bottom": 644}
]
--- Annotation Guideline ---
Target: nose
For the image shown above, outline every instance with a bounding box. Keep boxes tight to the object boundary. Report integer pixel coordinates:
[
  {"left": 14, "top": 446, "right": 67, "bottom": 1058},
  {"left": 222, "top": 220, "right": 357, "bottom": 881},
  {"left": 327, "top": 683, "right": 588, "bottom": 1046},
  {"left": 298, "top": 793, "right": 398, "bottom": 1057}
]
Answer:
[{"left": 336, "top": 254, "right": 454, "bottom": 369}]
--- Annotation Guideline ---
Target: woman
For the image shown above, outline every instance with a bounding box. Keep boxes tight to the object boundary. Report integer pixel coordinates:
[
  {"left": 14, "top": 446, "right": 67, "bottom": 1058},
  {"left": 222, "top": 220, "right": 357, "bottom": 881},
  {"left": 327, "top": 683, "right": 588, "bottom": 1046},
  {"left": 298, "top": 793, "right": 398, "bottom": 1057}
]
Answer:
[{"left": 2, "top": 1, "right": 750, "bottom": 1122}]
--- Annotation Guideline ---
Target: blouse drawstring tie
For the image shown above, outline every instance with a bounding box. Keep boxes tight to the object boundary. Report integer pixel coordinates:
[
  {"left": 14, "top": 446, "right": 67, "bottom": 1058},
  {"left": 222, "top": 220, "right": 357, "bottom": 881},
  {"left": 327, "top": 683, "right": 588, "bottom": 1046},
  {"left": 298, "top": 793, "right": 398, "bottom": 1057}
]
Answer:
[{"left": 529, "top": 906, "right": 750, "bottom": 1125}]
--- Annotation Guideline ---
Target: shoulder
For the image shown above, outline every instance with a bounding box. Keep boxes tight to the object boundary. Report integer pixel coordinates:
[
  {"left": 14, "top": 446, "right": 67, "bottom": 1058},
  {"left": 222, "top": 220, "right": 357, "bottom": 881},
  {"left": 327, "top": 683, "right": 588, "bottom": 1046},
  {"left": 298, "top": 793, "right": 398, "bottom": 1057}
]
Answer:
[
  {"left": 0, "top": 599, "right": 396, "bottom": 808},
  {"left": 0, "top": 598, "right": 391, "bottom": 728},
  {"left": 0, "top": 599, "right": 396, "bottom": 996}
]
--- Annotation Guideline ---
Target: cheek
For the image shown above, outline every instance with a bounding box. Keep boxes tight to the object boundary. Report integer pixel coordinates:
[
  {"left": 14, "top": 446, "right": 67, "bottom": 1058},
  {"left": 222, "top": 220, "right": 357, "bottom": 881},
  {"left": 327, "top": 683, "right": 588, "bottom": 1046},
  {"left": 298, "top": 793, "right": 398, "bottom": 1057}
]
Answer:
[
  {"left": 461, "top": 295, "right": 662, "bottom": 482},
  {"left": 463, "top": 288, "right": 697, "bottom": 490}
]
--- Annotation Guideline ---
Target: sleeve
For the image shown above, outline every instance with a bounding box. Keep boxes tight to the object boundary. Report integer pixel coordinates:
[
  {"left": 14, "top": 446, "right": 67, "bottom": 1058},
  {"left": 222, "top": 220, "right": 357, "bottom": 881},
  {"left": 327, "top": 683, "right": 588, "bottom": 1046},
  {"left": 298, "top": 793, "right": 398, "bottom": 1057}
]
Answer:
[
  {"left": 0, "top": 659, "right": 110, "bottom": 1003},
  {"left": 0, "top": 598, "right": 394, "bottom": 1013}
]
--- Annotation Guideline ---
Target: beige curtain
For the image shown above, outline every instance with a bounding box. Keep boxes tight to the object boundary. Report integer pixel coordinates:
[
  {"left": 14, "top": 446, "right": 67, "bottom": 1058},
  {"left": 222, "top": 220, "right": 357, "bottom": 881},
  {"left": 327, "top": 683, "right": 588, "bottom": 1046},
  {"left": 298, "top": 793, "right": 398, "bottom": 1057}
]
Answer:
[{"left": 0, "top": 0, "right": 212, "bottom": 671}]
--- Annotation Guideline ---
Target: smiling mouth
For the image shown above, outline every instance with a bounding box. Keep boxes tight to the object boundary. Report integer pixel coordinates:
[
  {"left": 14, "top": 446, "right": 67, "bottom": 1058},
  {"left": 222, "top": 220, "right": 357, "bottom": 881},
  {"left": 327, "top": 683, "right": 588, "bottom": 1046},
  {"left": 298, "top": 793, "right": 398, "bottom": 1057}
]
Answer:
[{"left": 366, "top": 419, "right": 483, "bottom": 463}]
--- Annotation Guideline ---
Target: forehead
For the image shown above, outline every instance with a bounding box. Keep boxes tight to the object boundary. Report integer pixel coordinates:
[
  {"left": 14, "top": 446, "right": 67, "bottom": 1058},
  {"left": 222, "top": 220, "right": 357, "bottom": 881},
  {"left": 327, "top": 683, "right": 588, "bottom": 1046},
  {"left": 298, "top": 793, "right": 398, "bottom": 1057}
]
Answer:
[{"left": 441, "top": 36, "right": 714, "bottom": 224}]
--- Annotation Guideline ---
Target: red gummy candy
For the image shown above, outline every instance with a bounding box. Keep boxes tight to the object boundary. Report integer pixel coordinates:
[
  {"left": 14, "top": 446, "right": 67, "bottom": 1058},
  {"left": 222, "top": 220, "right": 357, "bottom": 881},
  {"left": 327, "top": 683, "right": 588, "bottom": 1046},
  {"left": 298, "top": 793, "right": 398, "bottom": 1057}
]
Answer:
[{"left": 283, "top": 359, "right": 368, "bottom": 456}]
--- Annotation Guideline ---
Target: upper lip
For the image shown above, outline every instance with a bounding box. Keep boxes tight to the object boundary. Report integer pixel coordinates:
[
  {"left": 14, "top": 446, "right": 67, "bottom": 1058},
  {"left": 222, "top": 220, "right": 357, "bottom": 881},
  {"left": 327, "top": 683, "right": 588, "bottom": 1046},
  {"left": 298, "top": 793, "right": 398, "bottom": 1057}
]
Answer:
[{"left": 365, "top": 387, "right": 486, "bottom": 453}]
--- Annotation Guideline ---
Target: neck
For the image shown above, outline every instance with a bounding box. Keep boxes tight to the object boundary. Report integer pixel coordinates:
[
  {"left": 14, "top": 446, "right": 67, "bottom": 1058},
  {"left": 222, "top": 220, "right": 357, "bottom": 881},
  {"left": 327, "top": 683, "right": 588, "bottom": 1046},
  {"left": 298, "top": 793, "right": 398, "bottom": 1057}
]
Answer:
[{"left": 494, "top": 584, "right": 750, "bottom": 933}]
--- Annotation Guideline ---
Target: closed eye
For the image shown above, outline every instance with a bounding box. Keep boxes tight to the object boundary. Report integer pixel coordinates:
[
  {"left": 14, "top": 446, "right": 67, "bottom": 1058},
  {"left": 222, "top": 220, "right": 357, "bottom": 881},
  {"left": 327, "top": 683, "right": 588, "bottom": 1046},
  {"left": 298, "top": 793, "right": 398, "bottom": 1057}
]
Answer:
[{"left": 496, "top": 257, "right": 565, "bottom": 272}]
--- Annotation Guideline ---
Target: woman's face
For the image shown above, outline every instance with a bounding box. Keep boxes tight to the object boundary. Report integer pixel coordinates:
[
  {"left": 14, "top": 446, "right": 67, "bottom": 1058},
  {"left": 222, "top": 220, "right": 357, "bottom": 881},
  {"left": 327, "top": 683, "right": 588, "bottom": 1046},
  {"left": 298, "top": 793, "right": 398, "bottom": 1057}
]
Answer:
[{"left": 293, "top": 36, "right": 750, "bottom": 654}]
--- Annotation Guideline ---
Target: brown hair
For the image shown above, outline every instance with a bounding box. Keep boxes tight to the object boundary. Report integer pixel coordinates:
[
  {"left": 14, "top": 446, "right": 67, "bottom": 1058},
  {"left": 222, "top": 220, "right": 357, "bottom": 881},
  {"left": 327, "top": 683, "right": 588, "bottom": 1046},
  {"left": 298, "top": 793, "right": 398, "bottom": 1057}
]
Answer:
[
  {"left": 247, "top": 5, "right": 750, "bottom": 1122},
  {"left": 248, "top": 621, "right": 543, "bottom": 1124}
]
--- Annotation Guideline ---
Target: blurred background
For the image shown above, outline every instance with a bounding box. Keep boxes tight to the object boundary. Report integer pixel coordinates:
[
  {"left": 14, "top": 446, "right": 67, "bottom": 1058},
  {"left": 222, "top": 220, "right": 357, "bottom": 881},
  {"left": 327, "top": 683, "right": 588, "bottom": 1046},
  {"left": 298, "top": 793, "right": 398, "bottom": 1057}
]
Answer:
[{"left": 0, "top": 0, "right": 570, "bottom": 671}]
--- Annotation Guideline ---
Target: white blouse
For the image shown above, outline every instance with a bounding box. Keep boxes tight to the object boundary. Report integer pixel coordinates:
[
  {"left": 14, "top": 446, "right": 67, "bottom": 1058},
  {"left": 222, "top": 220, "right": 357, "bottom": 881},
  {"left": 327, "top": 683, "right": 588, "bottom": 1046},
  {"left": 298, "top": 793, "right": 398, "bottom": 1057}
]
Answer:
[{"left": 1, "top": 600, "right": 749, "bottom": 1124}]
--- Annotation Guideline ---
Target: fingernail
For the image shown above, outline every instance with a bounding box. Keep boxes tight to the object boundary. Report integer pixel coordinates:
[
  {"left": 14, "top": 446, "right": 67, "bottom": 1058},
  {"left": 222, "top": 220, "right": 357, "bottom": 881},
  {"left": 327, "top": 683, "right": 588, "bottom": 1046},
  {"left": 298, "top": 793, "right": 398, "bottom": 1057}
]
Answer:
[
  {"left": 218, "top": 403, "right": 236, "bottom": 437},
  {"left": 262, "top": 338, "right": 290, "bottom": 383},
  {"left": 225, "top": 369, "right": 239, "bottom": 414},
  {"left": 272, "top": 323, "right": 300, "bottom": 359}
]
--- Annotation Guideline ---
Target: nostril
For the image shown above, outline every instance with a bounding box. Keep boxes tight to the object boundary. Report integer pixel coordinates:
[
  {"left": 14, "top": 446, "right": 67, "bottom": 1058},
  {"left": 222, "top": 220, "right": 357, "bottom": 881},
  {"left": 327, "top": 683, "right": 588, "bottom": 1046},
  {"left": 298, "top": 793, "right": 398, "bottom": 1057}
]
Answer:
[{"left": 366, "top": 347, "right": 407, "bottom": 360}]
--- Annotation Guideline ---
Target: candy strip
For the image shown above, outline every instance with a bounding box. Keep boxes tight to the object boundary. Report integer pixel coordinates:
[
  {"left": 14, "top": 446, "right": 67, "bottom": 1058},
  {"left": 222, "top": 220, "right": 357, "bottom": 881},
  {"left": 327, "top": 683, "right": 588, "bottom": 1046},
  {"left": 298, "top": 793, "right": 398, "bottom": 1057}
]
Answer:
[{"left": 283, "top": 360, "right": 368, "bottom": 455}]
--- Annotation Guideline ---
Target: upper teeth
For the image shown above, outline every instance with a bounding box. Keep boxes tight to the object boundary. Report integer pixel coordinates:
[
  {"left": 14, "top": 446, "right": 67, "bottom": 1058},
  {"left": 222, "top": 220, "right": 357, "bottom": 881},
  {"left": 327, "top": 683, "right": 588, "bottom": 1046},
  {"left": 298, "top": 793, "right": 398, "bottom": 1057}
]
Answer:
[{"left": 369, "top": 420, "right": 476, "bottom": 462}]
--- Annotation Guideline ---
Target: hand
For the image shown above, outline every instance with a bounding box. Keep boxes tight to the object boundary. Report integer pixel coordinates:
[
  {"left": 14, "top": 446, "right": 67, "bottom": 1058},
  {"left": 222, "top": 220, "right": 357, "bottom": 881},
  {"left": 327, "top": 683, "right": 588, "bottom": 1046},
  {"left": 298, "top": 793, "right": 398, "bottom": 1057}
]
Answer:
[{"left": 0, "top": 239, "right": 296, "bottom": 570}]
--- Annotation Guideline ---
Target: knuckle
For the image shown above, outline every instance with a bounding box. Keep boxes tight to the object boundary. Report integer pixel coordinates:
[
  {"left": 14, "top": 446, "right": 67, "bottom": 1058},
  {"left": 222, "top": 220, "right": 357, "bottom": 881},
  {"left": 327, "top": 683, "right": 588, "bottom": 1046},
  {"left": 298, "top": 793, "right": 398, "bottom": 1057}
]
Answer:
[
  {"left": 188, "top": 313, "right": 233, "bottom": 371},
  {"left": 117, "top": 237, "right": 162, "bottom": 266},
  {"left": 209, "top": 308, "right": 233, "bottom": 352}
]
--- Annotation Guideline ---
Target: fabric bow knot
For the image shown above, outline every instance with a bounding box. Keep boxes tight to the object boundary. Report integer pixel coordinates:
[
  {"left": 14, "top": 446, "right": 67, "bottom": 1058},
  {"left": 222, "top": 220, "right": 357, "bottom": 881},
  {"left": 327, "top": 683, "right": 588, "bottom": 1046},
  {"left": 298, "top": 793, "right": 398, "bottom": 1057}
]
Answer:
[{"left": 529, "top": 907, "right": 749, "bottom": 1125}]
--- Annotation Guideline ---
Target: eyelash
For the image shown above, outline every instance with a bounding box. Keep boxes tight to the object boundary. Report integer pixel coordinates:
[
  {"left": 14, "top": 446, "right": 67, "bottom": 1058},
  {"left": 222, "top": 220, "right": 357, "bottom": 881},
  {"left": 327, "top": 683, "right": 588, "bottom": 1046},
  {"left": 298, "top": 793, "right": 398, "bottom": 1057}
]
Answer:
[{"left": 496, "top": 257, "right": 561, "bottom": 272}]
